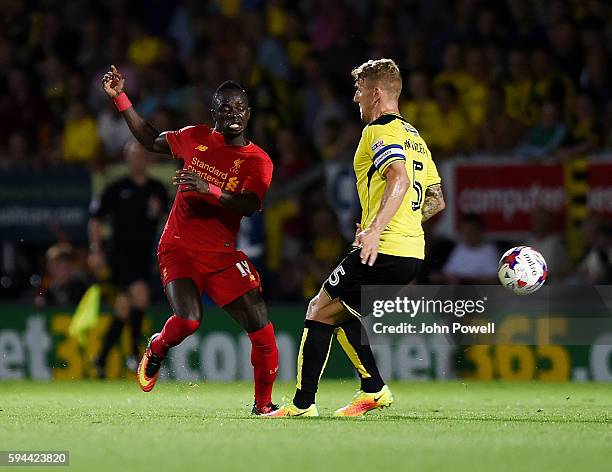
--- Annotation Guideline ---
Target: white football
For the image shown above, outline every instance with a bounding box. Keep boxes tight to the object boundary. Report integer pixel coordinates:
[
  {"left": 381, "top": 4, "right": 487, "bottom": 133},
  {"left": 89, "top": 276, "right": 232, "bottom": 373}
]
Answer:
[{"left": 497, "top": 246, "right": 548, "bottom": 295}]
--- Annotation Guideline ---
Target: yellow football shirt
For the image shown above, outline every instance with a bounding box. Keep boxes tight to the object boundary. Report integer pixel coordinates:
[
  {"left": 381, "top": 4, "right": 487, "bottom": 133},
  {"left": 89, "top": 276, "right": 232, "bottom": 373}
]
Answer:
[{"left": 354, "top": 113, "right": 441, "bottom": 259}]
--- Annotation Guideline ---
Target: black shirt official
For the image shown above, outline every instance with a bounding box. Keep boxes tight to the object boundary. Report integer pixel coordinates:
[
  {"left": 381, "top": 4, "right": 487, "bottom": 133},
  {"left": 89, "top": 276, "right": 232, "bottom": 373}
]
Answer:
[
  {"left": 90, "top": 141, "right": 170, "bottom": 377},
  {"left": 90, "top": 150, "right": 169, "bottom": 288}
]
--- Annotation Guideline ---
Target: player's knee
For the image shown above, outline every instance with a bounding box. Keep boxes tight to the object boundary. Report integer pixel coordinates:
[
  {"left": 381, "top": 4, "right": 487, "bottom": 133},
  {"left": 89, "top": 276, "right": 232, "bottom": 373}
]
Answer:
[
  {"left": 166, "top": 279, "right": 203, "bottom": 323},
  {"left": 179, "top": 306, "right": 202, "bottom": 322},
  {"left": 305, "top": 295, "right": 321, "bottom": 321},
  {"left": 248, "top": 310, "right": 269, "bottom": 332}
]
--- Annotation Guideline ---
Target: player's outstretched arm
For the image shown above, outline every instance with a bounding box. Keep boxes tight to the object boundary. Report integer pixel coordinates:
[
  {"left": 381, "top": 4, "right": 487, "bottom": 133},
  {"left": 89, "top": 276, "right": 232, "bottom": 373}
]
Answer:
[
  {"left": 102, "top": 65, "right": 171, "bottom": 156},
  {"left": 421, "top": 184, "right": 445, "bottom": 222},
  {"left": 356, "top": 161, "right": 410, "bottom": 266},
  {"left": 173, "top": 170, "right": 261, "bottom": 216}
]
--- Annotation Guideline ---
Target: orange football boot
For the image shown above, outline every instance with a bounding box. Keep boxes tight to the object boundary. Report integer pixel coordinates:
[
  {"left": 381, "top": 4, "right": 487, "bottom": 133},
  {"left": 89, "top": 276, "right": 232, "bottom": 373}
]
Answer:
[{"left": 137, "top": 334, "right": 163, "bottom": 392}]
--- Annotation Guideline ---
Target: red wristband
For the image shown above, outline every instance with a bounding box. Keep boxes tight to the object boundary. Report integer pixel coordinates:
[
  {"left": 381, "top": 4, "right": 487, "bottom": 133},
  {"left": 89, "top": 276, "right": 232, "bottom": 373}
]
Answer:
[
  {"left": 113, "top": 92, "right": 132, "bottom": 112},
  {"left": 208, "top": 183, "right": 222, "bottom": 199}
]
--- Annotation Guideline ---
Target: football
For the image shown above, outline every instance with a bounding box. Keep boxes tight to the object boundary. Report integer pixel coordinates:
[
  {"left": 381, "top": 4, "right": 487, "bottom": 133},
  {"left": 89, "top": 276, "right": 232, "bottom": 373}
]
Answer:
[{"left": 497, "top": 246, "right": 548, "bottom": 295}]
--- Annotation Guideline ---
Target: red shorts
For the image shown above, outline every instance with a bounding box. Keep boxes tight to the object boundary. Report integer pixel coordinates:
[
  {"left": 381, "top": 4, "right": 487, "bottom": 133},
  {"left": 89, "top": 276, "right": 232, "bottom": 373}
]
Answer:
[{"left": 157, "top": 243, "right": 261, "bottom": 307}]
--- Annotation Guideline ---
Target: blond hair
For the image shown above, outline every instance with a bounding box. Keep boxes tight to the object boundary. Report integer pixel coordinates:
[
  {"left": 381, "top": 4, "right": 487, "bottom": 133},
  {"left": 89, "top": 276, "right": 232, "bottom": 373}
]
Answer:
[{"left": 351, "top": 58, "right": 402, "bottom": 98}]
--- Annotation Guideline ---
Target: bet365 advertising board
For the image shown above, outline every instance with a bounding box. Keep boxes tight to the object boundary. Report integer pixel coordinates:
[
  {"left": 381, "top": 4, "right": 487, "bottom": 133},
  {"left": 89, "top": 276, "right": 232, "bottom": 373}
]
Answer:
[{"left": 1, "top": 294, "right": 611, "bottom": 382}]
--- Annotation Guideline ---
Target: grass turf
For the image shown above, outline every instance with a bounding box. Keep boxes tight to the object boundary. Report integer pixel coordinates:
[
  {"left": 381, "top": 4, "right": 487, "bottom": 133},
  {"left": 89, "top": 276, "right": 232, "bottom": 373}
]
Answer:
[{"left": 0, "top": 380, "right": 610, "bottom": 472}]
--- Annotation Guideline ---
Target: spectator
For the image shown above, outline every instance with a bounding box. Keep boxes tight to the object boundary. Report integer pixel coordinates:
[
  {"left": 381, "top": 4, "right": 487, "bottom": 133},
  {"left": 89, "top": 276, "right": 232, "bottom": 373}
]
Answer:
[
  {"left": 324, "top": 120, "right": 361, "bottom": 241},
  {"left": 1, "top": 132, "right": 37, "bottom": 171},
  {"left": 438, "top": 214, "right": 499, "bottom": 285},
  {"left": 318, "top": 118, "right": 342, "bottom": 160},
  {"left": 400, "top": 31, "right": 430, "bottom": 74},
  {"left": 477, "top": 86, "right": 523, "bottom": 154},
  {"left": 516, "top": 100, "right": 567, "bottom": 159},
  {"left": 531, "top": 47, "right": 575, "bottom": 122},
  {"left": 427, "top": 83, "right": 470, "bottom": 156},
  {"left": 61, "top": 101, "right": 100, "bottom": 164},
  {"left": 547, "top": 17, "right": 582, "bottom": 83},
  {"left": 126, "top": 22, "right": 165, "bottom": 70},
  {"left": 283, "top": 11, "right": 310, "bottom": 68},
  {"left": 301, "top": 207, "right": 345, "bottom": 299},
  {"left": 76, "top": 18, "right": 106, "bottom": 74},
  {"left": 462, "top": 46, "right": 489, "bottom": 131},
  {"left": 1, "top": 67, "right": 52, "bottom": 151},
  {"left": 475, "top": 6, "right": 505, "bottom": 43},
  {"left": 400, "top": 71, "right": 438, "bottom": 142},
  {"left": 576, "top": 219, "right": 612, "bottom": 284},
  {"left": 137, "top": 67, "right": 182, "bottom": 118},
  {"left": 579, "top": 50, "right": 610, "bottom": 108},
  {"left": 96, "top": 100, "right": 133, "bottom": 160},
  {"left": 507, "top": 0, "right": 540, "bottom": 43},
  {"left": 556, "top": 93, "right": 602, "bottom": 160},
  {"left": 36, "top": 243, "right": 89, "bottom": 307},
  {"left": 275, "top": 129, "right": 311, "bottom": 180},
  {"left": 312, "top": 81, "right": 346, "bottom": 152},
  {"left": 504, "top": 49, "right": 536, "bottom": 126},
  {"left": 434, "top": 42, "right": 471, "bottom": 102},
  {"left": 527, "top": 207, "right": 571, "bottom": 282},
  {"left": 604, "top": 99, "right": 612, "bottom": 150}
]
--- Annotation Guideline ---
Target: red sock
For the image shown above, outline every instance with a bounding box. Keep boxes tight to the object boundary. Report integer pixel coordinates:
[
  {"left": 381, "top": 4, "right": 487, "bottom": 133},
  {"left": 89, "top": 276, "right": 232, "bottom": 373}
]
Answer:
[
  {"left": 248, "top": 322, "right": 279, "bottom": 408},
  {"left": 150, "top": 314, "right": 200, "bottom": 357}
]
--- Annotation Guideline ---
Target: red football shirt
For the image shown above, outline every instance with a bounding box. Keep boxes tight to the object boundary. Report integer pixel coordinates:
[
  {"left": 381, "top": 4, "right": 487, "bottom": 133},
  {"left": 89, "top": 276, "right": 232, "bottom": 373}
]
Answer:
[{"left": 161, "top": 124, "right": 273, "bottom": 252}]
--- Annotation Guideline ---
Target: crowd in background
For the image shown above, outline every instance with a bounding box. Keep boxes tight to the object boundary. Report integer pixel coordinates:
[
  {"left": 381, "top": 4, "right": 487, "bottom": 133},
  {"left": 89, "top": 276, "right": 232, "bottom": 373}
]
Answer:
[{"left": 1, "top": 0, "right": 612, "bottom": 304}]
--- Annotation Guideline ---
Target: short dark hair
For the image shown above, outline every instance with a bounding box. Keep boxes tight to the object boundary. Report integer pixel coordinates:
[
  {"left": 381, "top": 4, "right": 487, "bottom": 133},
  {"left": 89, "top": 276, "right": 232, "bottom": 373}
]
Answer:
[{"left": 212, "top": 81, "right": 248, "bottom": 108}]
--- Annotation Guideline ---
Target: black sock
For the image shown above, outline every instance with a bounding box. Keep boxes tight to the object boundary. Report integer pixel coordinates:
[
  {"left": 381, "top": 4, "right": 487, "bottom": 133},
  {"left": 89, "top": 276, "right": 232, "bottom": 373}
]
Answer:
[
  {"left": 98, "top": 316, "right": 125, "bottom": 366},
  {"left": 129, "top": 307, "right": 145, "bottom": 358},
  {"left": 336, "top": 317, "right": 385, "bottom": 393},
  {"left": 293, "top": 320, "right": 335, "bottom": 409}
]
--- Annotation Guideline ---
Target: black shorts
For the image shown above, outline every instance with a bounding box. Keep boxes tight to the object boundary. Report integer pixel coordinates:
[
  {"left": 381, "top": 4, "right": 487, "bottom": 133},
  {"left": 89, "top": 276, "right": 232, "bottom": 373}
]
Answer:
[
  {"left": 322, "top": 247, "right": 422, "bottom": 317},
  {"left": 108, "top": 246, "right": 153, "bottom": 289}
]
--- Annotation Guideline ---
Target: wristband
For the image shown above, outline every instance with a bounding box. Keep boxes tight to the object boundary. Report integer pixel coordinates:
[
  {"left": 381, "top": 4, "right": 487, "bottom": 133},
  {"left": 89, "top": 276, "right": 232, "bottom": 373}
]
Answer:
[
  {"left": 113, "top": 92, "right": 132, "bottom": 112},
  {"left": 208, "top": 183, "right": 222, "bottom": 199}
]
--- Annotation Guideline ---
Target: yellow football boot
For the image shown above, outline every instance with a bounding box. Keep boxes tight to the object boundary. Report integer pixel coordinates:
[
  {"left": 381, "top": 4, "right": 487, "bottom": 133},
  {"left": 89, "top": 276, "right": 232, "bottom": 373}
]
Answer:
[
  {"left": 262, "top": 401, "right": 319, "bottom": 417},
  {"left": 334, "top": 385, "right": 394, "bottom": 417}
]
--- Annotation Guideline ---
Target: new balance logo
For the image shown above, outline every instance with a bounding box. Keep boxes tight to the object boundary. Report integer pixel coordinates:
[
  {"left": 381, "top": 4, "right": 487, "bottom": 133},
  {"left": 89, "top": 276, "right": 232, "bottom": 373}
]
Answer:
[{"left": 195, "top": 144, "right": 208, "bottom": 152}]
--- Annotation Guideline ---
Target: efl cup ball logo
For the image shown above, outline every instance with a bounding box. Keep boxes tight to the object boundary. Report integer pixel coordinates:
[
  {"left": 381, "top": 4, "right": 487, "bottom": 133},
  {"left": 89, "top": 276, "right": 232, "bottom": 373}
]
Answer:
[{"left": 498, "top": 246, "right": 548, "bottom": 295}]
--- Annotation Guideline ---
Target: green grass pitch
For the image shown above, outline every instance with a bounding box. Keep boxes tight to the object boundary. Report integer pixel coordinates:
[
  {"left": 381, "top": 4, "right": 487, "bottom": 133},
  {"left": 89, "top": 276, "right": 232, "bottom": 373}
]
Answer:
[{"left": 1, "top": 381, "right": 610, "bottom": 472}]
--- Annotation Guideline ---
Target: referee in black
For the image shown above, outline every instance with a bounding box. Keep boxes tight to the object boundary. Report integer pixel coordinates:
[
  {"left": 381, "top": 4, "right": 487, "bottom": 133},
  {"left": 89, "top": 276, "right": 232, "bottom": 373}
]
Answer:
[{"left": 90, "top": 141, "right": 169, "bottom": 378}]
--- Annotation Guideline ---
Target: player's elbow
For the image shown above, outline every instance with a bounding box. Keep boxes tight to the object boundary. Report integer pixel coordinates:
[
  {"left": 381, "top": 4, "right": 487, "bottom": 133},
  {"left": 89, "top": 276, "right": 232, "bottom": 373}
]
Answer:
[
  {"left": 386, "top": 166, "right": 410, "bottom": 195},
  {"left": 394, "top": 173, "right": 410, "bottom": 196}
]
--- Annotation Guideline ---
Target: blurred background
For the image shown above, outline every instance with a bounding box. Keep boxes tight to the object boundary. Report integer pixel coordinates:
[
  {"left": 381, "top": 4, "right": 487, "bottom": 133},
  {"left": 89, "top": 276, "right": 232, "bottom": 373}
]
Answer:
[{"left": 1, "top": 0, "right": 612, "bottom": 381}]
